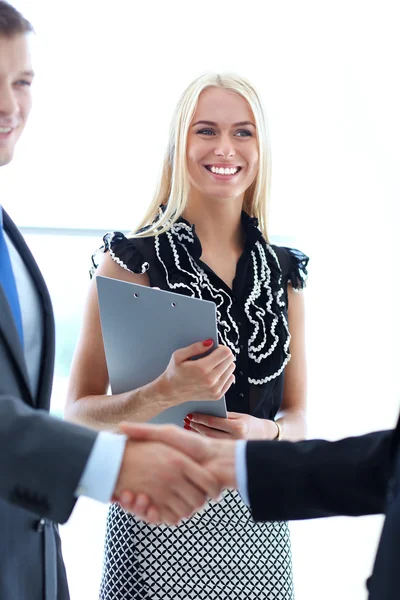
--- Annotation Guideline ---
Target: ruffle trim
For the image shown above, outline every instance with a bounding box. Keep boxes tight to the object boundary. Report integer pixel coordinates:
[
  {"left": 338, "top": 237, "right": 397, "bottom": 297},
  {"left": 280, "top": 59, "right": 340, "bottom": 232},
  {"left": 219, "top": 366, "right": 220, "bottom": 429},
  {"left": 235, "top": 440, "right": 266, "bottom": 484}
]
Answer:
[
  {"left": 153, "top": 216, "right": 294, "bottom": 385},
  {"left": 284, "top": 247, "right": 309, "bottom": 290},
  {"left": 90, "top": 231, "right": 149, "bottom": 278},
  {"left": 91, "top": 215, "right": 309, "bottom": 387}
]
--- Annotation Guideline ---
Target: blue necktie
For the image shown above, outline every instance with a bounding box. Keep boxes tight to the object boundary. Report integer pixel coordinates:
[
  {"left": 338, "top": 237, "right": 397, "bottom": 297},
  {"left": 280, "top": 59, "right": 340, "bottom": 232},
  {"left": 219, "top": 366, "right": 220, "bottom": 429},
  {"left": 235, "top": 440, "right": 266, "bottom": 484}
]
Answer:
[{"left": 0, "top": 208, "right": 24, "bottom": 344}]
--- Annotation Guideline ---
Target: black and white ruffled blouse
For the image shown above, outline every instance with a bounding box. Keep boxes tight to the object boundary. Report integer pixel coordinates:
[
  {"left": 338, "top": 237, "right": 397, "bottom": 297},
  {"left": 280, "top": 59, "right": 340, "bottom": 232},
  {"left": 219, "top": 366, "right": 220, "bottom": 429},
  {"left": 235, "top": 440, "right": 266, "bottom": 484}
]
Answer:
[{"left": 93, "top": 211, "right": 308, "bottom": 421}]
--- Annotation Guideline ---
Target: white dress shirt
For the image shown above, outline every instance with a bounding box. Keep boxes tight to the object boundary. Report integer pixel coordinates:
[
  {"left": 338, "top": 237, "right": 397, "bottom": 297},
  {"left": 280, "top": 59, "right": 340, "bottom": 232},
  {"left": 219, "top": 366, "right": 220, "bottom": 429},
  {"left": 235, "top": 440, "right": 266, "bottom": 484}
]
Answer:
[{"left": 235, "top": 440, "right": 250, "bottom": 505}]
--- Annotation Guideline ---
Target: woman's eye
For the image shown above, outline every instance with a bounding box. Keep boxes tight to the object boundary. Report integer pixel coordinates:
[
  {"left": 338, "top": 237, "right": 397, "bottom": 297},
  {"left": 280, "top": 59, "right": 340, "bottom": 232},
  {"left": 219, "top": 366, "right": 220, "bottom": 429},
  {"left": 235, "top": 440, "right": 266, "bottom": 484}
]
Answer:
[
  {"left": 235, "top": 130, "right": 252, "bottom": 137},
  {"left": 15, "top": 80, "right": 32, "bottom": 87},
  {"left": 197, "top": 128, "right": 215, "bottom": 136}
]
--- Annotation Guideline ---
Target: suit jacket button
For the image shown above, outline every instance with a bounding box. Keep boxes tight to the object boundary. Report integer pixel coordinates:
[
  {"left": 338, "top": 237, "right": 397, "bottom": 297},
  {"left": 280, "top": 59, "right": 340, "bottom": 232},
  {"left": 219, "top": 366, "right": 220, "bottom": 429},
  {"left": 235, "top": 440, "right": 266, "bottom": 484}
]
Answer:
[{"left": 36, "top": 518, "right": 46, "bottom": 532}]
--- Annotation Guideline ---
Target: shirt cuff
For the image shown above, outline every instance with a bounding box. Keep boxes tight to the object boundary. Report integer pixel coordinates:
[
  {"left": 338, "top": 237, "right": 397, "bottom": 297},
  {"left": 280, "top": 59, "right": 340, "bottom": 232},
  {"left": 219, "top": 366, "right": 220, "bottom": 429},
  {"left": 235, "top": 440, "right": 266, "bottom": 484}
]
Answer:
[
  {"left": 75, "top": 431, "right": 127, "bottom": 503},
  {"left": 235, "top": 439, "right": 250, "bottom": 506}
]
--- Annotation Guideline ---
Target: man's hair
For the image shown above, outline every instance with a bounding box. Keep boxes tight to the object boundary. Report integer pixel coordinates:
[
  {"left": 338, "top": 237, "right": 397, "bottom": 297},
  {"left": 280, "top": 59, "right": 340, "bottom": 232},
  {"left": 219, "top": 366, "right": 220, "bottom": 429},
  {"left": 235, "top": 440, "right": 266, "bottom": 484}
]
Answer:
[{"left": 0, "top": 1, "right": 34, "bottom": 36}]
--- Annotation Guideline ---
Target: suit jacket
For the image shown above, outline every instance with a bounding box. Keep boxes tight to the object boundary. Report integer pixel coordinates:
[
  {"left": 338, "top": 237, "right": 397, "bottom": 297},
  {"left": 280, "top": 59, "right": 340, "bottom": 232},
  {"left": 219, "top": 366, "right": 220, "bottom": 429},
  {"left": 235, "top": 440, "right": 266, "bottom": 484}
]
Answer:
[
  {"left": 0, "top": 211, "right": 97, "bottom": 600},
  {"left": 247, "top": 420, "right": 400, "bottom": 600}
]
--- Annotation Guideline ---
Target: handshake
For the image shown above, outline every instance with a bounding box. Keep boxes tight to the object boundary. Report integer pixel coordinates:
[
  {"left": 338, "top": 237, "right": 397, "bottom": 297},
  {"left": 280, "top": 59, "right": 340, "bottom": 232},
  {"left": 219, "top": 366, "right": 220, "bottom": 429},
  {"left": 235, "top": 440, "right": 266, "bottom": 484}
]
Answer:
[{"left": 112, "top": 424, "right": 238, "bottom": 525}]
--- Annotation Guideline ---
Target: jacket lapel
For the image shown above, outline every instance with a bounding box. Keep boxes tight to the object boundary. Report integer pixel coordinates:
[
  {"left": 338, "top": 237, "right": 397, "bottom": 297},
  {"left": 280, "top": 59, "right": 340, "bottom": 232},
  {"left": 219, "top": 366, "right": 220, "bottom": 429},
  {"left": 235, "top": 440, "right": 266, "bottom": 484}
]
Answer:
[
  {"left": 0, "top": 285, "right": 32, "bottom": 400},
  {"left": 2, "top": 210, "right": 55, "bottom": 408}
]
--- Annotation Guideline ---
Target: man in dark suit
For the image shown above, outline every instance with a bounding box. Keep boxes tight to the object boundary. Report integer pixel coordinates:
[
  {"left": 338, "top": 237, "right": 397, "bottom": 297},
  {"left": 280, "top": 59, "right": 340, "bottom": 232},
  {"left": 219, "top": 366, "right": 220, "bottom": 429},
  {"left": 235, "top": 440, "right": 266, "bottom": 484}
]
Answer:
[
  {"left": 0, "top": 3, "right": 220, "bottom": 598},
  {"left": 123, "top": 419, "right": 399, "bottom": 600}
]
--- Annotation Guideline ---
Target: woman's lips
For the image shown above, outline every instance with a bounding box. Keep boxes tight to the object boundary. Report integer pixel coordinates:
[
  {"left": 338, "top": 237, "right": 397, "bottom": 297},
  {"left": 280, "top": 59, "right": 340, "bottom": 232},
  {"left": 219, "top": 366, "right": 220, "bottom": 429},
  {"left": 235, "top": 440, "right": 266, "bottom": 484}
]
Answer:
[{"left": 204, "top": 165, "right": 242, "bottom": 178}]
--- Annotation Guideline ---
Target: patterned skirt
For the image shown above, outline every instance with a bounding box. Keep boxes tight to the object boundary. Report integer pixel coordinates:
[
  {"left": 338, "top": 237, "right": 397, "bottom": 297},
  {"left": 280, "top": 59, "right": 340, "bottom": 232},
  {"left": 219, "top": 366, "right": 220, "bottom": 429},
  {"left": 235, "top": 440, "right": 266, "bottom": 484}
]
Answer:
[{"left": 99, "top": 490, "right": 294, "bottom": 600}]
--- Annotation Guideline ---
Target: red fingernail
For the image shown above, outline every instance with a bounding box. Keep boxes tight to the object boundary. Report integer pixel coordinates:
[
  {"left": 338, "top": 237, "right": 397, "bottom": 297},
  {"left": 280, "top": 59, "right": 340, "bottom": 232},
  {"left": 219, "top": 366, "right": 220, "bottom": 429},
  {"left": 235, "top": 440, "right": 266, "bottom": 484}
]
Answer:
[
  {"left": 203, "top": 339, "right": 213, "bottom": 347},
  {"left": 186, "top": 414, "right": 193, "bottom": 420},
  {"left": 183, "top": 417, "right": 190, "bottom": 425},
  {"left": 184, "top": 424, "right": 191, "bottom": 431}
]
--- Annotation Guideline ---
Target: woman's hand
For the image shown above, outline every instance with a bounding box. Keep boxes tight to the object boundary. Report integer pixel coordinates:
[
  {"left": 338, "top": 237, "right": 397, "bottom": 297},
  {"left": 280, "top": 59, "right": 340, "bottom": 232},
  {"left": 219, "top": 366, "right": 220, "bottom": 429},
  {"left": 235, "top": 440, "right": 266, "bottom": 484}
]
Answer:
[
  {"left": 159, "top": 340, "right": 236, "bottom": 406},
  {"left": 184, "top": 411, "right": 279, "bottom": 440}
]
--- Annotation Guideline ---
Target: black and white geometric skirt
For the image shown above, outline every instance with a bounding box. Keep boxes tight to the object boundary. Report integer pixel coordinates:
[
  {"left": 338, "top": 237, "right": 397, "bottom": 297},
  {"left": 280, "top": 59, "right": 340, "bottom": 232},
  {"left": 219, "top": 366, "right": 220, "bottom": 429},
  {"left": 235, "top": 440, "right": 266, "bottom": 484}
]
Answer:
[{"left": 99, "top": 490, "right": 294, "bottom": 599}]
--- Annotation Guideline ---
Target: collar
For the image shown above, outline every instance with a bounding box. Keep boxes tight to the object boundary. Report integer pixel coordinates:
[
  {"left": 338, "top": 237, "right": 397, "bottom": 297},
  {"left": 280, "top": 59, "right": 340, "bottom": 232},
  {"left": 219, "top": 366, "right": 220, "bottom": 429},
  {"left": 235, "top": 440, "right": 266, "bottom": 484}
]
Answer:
[{"left": 169, "top": 210, "right": 263, "bottom": 261}]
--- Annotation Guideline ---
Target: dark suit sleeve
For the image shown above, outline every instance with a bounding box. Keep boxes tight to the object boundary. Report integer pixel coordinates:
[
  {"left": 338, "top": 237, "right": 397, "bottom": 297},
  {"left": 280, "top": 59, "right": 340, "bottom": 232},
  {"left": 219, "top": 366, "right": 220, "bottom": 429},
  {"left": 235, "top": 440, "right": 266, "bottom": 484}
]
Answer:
[
  {"left": 0, "top": 396, "right": 97, "bottom": 524},
  {"left": 247, "top": 430, "right": 394, "bottom": 522}
]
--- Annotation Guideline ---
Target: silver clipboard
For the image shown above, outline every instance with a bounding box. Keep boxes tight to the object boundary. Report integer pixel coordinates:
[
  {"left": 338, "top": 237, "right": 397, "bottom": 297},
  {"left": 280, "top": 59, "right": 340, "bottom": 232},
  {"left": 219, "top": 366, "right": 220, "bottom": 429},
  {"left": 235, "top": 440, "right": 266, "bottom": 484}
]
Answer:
[{"left": 96, "top": 276, "right": 227, "bottom": 426}]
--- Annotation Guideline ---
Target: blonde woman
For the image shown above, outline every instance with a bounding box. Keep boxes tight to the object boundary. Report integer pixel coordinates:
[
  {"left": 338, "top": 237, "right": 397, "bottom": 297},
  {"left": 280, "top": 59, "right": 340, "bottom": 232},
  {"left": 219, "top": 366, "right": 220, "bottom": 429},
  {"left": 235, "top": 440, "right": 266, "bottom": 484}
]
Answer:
[{"left": 65, "top": 73, "right": 309, "bottom": 599}]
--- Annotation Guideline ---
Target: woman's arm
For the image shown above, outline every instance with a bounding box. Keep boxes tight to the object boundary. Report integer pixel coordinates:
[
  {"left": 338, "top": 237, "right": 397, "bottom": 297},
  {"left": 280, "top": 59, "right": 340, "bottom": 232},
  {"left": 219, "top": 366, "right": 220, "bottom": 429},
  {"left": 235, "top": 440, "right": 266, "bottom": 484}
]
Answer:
[
  {"left": 65, "top": 253, "right": 172, "bottom": 430},
  {"left": 275, "top": 285, "right": 307, "bottom": 441},
  {"left": 65, "top": 253, "right": 235, "bottom": 432}
]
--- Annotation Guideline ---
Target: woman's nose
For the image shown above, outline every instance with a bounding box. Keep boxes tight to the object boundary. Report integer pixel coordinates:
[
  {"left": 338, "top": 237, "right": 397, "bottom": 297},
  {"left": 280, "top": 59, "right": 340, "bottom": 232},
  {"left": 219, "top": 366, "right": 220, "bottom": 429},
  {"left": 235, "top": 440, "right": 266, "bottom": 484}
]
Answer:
[{"left": 213, "top": 135, "right": 235, "bottom": 159}]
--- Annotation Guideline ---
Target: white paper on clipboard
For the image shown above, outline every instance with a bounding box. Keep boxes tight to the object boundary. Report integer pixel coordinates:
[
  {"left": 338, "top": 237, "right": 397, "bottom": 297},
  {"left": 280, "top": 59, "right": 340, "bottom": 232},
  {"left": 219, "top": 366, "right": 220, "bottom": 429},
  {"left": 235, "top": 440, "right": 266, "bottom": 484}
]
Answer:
[{"left": 96, "top": 276, "right": 227, "bottom": 426}]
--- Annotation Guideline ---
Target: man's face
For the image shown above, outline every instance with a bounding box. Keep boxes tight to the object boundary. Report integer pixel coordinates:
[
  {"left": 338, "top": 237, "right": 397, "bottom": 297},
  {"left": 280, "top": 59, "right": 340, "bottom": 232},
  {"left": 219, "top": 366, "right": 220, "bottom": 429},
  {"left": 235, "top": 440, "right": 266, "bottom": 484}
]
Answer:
[{"left": 0, "top": 34, "right": 34, "bottom": 167}]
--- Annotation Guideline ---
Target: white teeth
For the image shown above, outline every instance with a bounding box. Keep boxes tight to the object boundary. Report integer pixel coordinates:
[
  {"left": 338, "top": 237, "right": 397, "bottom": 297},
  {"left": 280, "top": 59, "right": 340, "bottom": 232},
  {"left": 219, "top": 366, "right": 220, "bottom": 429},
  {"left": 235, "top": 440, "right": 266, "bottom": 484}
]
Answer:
[
  {"left": 0, "top": 127, "right": 12, "bottom": 134},
  {"left": 210, "top": 166, "right": 239, "bottom": 175}
]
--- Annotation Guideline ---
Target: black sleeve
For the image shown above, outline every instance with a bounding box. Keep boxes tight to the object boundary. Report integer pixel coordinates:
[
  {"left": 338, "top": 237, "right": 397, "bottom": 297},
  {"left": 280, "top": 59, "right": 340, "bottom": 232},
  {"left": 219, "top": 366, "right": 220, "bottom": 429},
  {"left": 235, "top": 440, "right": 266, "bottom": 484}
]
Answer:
[
  {"left": 247, "top": 430, "right": 394, "bottom": 521},
  {"left": 272, "top": 246, "right": 309, "bottom": 288},
  {"left": 90, "top": 231, "right": 149, "bottom": 278}
]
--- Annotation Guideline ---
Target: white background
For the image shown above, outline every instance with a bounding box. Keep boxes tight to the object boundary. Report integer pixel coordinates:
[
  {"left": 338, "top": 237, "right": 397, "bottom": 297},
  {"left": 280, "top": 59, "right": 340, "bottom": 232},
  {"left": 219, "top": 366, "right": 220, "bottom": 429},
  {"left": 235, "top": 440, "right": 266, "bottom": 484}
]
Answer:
[{"left": 3, "top": 1, "right": 400, "bottom": 599}]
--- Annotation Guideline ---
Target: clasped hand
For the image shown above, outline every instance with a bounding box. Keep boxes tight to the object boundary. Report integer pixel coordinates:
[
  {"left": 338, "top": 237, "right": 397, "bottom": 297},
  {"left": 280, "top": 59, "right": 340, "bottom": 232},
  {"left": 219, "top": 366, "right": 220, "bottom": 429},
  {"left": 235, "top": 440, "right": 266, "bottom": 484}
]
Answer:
[{"left": 113, "top": 424, "right": 237, "bottom": 526}]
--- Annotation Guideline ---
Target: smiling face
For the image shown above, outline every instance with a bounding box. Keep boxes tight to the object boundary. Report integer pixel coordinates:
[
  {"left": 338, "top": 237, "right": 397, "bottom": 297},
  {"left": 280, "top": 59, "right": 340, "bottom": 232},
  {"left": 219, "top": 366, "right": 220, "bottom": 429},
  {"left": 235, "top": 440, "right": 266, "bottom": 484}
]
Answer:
[
  {"left": 186, "top": 87, "right": 259, "bottom": 204},
  {"left": 0, "top": 34, "right": 33, "bottom": 167}
]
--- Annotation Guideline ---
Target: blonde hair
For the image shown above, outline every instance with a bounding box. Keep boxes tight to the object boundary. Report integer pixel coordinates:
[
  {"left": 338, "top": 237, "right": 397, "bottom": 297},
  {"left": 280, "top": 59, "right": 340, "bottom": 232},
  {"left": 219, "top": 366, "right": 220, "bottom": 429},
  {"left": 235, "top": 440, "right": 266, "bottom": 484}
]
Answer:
[{"left": 132, "top": 73, "right": 272, "bottom": 241}]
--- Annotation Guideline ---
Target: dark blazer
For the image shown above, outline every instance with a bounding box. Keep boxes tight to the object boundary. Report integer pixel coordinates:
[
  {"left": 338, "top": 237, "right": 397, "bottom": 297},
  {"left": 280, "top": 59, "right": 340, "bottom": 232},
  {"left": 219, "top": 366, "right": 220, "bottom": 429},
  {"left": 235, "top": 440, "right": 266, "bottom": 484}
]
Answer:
[
  {"left": 247, "top": 420, "right": 400, "bottom": 600},
  {"left": 0, "top": 211, "right": 97, "bottom": 600}
]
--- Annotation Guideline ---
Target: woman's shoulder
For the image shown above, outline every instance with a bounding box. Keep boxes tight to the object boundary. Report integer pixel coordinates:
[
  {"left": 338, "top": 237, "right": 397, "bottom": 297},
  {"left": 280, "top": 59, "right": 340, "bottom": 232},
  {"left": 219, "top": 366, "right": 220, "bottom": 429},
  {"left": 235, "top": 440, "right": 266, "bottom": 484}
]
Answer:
[
  {"left": 90, "top": 231, "right": 153, "bottom": 278},
  {"left": 269, "top": 244, "right": 309, "bottom": 290}
]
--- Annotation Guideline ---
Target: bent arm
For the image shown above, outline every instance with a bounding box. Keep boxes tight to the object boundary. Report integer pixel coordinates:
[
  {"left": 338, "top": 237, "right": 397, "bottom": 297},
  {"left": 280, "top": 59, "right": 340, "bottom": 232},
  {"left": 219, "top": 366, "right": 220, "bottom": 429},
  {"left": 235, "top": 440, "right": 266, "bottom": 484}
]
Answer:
[
  {"left": 247, "top": 430, "right": 394, "bottom": 521},
  {"left": 0, "top": 395, "right": 96, "bottom": 523},
  {"left": 65, "top": 254, "right": 175, "bottom": 431}
]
